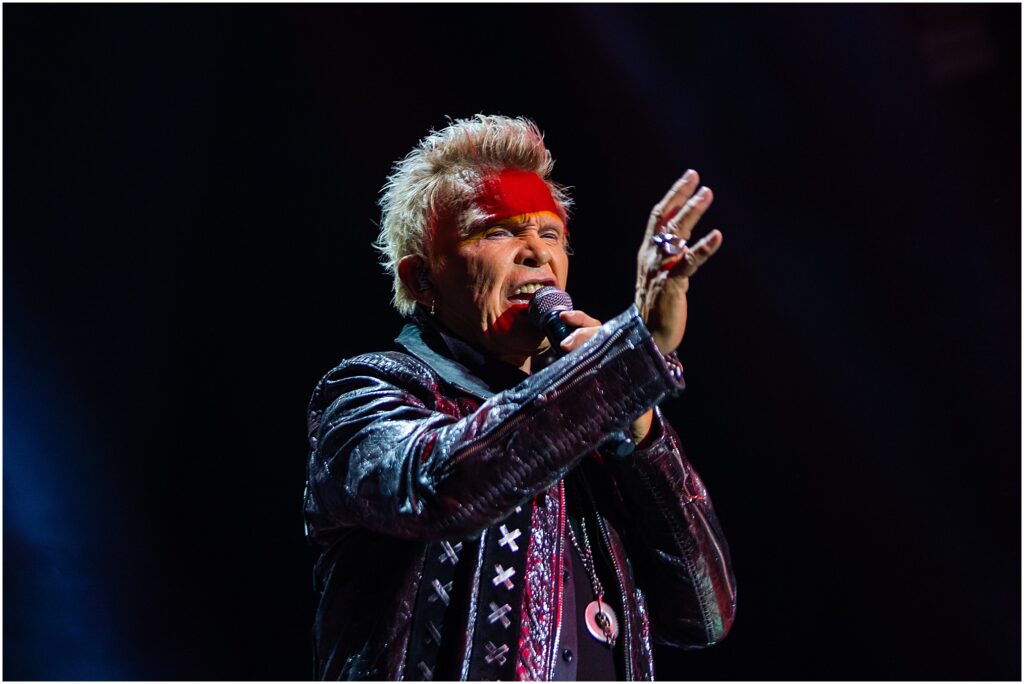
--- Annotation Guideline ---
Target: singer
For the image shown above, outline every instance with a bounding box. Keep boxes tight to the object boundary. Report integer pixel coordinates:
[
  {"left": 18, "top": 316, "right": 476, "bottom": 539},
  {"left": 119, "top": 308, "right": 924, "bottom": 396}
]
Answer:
[{"left": 303, "top": 115, "right": 735, "bottom": 680}]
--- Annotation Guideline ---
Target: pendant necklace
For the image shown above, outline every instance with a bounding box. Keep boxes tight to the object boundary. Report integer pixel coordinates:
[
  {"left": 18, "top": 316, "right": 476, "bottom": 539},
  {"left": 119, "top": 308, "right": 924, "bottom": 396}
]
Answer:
[{"left": 566, "top": 516, "right": 620, "bottom": 647}]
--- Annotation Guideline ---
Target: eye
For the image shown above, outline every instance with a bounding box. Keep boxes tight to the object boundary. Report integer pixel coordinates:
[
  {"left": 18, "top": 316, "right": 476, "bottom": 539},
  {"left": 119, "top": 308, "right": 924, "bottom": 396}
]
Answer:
[
  {"left": 541, "top": 228, "right": 563, "bottom": 241},
  {"left": 484, "top": 227, "right": 513, "bottom": 239}
]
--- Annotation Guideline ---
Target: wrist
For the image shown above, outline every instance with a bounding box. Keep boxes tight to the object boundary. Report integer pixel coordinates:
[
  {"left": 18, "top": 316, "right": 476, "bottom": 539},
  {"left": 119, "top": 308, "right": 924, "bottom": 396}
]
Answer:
[
  {"left": 630, "top": 410, "right": 654, "bottom": 444},
  {"left": 651, "top": 332, "right": 673, "bottom": 356}
]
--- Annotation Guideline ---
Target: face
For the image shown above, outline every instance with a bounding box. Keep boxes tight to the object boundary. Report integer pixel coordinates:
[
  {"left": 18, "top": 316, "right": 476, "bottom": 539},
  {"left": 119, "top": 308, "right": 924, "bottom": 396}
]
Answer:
[{"left": 430, "top": 209, "right": 570, "bottom": 364}]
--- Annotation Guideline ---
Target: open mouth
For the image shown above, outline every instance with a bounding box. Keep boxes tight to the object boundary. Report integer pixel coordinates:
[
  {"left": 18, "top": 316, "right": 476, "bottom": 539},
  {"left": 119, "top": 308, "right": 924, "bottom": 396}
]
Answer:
[{"left": 507, "top": 282, "right": 548, "bottom": 305}]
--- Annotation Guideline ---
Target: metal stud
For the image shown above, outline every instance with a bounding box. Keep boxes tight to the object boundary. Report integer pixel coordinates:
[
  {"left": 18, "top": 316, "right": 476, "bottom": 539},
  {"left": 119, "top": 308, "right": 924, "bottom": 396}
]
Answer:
[
  {"left": 484, "top": 641, "right": 509, "bottom": 666},
  {"left": 428, "top": 579, "right": 452, "bottom": 606},
  {"left": 498, "top": 525, "right": 521, "bottom": 552},
  {"left": 492, "top": 564, "right": 515, "bottom": 590},
  {"left": 426, "top": 620, "right": 442, "bottom": 644},
  {"left": 488, "top": 601, "right": 512, "bottom": 628},
  {"left": 438, "top": 541, "right": 463, "bottom": 564}
]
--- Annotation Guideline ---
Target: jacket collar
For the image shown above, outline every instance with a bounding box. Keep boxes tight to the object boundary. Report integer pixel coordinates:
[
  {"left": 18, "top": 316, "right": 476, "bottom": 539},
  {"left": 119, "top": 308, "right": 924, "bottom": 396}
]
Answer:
[{"left": 395, "top": 309, "right": 530, "bottom": 400}]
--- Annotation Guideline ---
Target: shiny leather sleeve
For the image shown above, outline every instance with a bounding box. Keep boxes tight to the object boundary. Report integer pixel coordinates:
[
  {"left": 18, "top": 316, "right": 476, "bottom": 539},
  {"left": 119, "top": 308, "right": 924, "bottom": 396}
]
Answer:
[
  {"left": 609, "top": 411, "right": 737, "bottom": 649},
  {"left": 304, "top": 306, "right": 685, "bottom": 543}
]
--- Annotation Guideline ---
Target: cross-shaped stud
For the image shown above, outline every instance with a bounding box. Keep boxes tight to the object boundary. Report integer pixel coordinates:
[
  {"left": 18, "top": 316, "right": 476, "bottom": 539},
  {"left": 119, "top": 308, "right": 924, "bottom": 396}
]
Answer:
[
  {"left": 498, "top": 525, "right": 521, "bottom": 552},
  {"left": 438, "top": 541, "right": 463, "bottom": 564},
  {"left": 428, "top": 579, "right": 452, "bottom": 606},
  {"left": 484, "top": 641, "right": 509, "bottom": 666},
  {"left": 426, "top": 620, "right": 442, "bottom": 644},
  {"left": 488, "top": 601, "right": 512, "bottom": 628},
  {"left": 492, "top": 564, "right": 515, "bottom": 590}
]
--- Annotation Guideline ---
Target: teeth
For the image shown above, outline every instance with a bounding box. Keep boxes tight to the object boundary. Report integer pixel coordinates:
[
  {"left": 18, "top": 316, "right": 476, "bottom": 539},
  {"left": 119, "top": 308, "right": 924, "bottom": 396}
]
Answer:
[{"left": 512, "top": 283, "right": 545, "bottom": 296}]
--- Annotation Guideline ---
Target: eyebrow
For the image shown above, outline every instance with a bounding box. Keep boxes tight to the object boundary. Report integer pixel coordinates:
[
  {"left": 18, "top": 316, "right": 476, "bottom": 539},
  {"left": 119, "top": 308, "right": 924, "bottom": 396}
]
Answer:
[
  {"left": 461, "top": 214, "right": 566, "bottom": 240},
  {"left": 479, "top": 217, "right": 562, "bottom": 231}
]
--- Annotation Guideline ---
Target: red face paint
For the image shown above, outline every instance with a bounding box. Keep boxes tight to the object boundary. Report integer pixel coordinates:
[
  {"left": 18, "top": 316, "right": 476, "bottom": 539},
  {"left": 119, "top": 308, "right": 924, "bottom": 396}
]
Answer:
[{"left": 474, "top": 168, "right": 566, "bottom": 226}]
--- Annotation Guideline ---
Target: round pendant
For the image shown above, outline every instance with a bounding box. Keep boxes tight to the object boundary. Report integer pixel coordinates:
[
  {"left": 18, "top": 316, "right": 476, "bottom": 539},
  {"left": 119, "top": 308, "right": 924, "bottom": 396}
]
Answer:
[{"left": 583, "top": 600, "right": 619, "bottom": 645}]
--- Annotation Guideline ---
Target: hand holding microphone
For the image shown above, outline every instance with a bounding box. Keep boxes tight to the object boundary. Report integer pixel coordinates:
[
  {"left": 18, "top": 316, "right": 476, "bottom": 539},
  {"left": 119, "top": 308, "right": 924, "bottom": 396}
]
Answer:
[{"left": 527, "top": 286, "right": 604, "bottom": 356}]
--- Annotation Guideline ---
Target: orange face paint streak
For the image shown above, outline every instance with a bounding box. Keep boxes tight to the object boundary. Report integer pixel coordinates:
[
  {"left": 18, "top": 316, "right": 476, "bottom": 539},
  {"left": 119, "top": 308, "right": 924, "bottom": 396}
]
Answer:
[{"left": 460, "top": 212, "right": 565, "bottom": 246}]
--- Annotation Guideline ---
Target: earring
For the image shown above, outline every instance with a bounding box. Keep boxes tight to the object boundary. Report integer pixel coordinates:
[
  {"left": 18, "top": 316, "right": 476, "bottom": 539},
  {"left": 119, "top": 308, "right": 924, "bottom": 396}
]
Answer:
[{"left": 430, "top": 299, "right": 436, "bottom": 316}]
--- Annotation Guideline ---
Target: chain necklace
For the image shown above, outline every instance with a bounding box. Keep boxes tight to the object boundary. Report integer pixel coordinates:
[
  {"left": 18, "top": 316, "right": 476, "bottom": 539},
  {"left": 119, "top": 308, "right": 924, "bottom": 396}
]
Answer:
[{"left": 566, "top": 516, "right": 620, "bottom": 647}]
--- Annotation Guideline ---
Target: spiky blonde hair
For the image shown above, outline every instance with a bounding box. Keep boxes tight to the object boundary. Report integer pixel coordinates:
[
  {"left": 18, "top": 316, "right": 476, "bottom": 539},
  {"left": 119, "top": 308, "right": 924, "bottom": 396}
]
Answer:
[{"left": 375, "top": 114, "right": 573, "bottom": 315}]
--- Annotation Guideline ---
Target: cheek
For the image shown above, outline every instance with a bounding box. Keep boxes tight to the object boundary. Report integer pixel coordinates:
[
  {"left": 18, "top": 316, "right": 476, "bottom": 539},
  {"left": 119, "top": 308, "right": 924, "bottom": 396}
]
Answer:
[
  {"left": 461, "top": 252, "right": 507, "bottom": 309},
  {"left": 554, "top": 251, "right": 570, "bottom": 287}
]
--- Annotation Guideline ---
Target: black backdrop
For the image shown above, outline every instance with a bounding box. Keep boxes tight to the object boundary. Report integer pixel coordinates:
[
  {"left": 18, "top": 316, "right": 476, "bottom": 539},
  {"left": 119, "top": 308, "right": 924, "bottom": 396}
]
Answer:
[{"left": 4, "top": 4, "right": 1020, "bottom": 680}]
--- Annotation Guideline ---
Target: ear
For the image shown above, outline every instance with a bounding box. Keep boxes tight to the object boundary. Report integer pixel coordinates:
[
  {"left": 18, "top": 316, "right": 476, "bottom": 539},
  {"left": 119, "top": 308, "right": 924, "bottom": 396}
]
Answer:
[{"left": 398, "top": 255, "right": 433, "bottom": 307}]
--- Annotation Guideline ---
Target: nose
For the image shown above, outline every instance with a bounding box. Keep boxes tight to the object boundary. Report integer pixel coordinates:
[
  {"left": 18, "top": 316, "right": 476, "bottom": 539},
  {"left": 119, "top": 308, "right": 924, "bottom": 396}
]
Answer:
[{"left": 516, "top": 233, "right": 552, "bottom": 268}]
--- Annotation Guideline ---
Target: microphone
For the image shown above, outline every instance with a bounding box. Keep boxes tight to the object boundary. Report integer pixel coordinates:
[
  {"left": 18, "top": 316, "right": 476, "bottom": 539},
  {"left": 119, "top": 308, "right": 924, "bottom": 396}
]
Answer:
[
  {"left": 527, "top": 286, "right": 575, "bottom": 354},
  {"left": 527, "top": 286, "right": 636, "bottom": 457}
]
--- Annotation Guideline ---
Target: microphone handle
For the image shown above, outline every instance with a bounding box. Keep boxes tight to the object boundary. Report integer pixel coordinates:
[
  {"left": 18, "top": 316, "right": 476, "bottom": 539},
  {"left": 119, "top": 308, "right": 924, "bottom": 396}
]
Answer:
[{"left": 542, "top": 312, "right": 574, "bottom": 350}]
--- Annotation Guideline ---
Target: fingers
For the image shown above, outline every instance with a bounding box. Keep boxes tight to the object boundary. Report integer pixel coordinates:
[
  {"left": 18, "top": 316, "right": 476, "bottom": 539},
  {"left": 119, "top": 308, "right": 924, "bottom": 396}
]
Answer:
[
  {"left": 560, "top": 325, "right": 601, "bottom": 352},
  {"left": 647, "top": 170, "right": 714, "bottom": 245},
  {"left": 558, "top": 310, "right": 604, "bottom": 352},
  {"left": 648, "top": 170, "right": 699, "bottom": 234},
  {"left": 559, "top": 310, "right": 602, "bottom": 328},
  {"left": 666, "top": 186, "right": 713, "bottom": 241},
  {"left": 671, "top": 229, "right": 724, "bottom": 278}
]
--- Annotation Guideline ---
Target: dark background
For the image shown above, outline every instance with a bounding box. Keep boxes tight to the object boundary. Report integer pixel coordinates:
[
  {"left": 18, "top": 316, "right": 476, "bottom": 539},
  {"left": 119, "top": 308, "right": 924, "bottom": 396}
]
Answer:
[{"left": 4, "top": 3, "right": 1020, "bottom": 680}]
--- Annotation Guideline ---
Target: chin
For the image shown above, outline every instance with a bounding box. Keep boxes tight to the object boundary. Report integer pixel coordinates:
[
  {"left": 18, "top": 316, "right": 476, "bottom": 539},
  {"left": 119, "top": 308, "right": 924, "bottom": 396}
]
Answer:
[{"left": 483, "top": 306, "right": 548, "bottom": 358}]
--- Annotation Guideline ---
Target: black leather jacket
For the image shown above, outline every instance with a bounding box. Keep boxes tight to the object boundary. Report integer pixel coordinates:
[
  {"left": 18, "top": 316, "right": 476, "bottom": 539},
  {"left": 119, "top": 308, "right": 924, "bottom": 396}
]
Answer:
[{"left": 304, "top": 306, "right": 736, "bottom": 680}]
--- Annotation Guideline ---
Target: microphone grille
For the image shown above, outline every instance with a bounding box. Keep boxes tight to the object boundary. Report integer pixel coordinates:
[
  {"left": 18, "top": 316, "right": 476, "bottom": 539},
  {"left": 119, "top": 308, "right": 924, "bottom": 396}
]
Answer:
[{"left": 528, "top": 286, "right": 574, "bottom": 327}]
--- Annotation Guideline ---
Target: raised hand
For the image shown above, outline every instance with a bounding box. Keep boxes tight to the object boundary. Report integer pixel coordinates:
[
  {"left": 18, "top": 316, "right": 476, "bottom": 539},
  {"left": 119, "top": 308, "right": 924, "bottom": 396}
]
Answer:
[{"left": 635, "top": 169, "right": 723, "bottom": 355}]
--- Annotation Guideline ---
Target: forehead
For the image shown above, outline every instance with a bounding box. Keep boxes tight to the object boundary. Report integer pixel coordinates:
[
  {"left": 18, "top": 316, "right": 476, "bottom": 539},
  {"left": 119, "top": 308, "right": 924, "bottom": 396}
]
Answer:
[
  {"left": 472, "top": 168, "right": 564, "bottom": 225},
  {"left": 432, "top": 169, "right": 567, "bottom": 247}
]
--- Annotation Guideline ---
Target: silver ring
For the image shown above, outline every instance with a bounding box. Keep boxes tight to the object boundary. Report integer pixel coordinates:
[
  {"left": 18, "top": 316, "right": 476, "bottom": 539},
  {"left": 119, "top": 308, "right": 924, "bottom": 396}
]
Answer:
[{"left": 651, "top": 232, "right": 687, "bottom": 257}]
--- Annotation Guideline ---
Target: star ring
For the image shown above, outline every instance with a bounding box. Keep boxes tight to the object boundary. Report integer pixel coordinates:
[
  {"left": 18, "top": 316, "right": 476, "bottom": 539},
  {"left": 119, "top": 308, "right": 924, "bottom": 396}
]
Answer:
[{"left": 651, "top": 231, "right": 687, "bottom": 257}]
